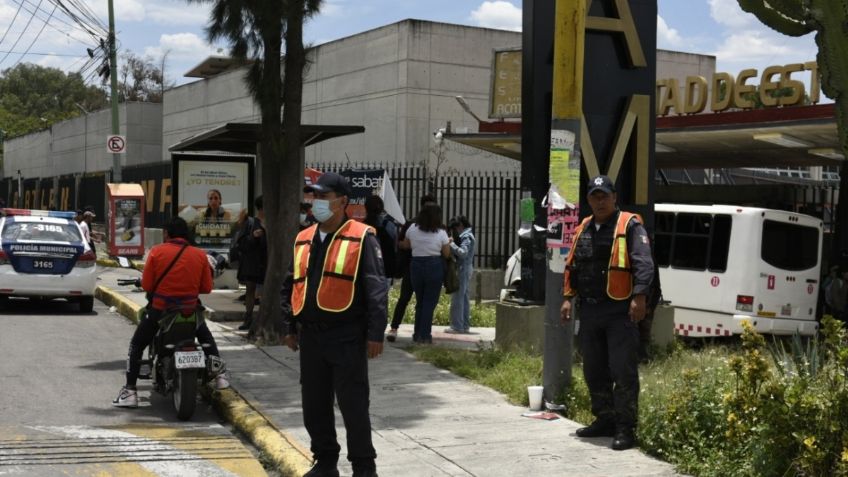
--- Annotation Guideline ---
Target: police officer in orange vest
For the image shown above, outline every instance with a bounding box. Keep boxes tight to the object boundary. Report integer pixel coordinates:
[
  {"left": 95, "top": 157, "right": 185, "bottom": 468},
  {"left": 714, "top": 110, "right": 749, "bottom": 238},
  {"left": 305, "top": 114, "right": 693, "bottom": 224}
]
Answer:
[
  {"left": 281, "top": 172, "right": 387, "bottom": 477},
  {"left": 560, "top": 175, "right": 654, "bottom": 451}
]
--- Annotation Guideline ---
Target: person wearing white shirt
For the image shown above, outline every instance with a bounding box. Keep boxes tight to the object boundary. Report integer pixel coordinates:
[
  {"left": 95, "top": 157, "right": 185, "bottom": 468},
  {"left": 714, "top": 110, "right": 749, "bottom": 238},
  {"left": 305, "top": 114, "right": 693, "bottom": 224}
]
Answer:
[{"left": 399, "top": 204, "right": 451, "bottom": 344}]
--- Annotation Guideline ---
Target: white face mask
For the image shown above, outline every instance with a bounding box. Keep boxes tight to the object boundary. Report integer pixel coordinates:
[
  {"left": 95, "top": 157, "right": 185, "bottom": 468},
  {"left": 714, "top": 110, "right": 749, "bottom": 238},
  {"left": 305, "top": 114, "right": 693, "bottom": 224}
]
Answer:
[
  {"left": 311, "top": 199, "right": 333, "bottom": 223},
  {"left": 299, "top": 213, "right": 308, "bottom": 225}
]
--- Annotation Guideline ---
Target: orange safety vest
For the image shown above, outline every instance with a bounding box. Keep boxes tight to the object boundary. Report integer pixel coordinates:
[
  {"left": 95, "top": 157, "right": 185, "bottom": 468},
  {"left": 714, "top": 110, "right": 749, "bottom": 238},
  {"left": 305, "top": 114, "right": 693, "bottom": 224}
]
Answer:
[
  {"left": 291, "top": 219, "right": 374, "bottom": 315},
  {"left": 563, "top": 211, "right": 642, "bottom": 301}
]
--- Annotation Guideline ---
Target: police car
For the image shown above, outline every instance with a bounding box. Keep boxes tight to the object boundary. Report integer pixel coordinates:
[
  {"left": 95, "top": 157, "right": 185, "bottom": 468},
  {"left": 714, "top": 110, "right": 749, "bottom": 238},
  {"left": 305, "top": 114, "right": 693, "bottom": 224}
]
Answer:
[{"left": 0, "top": 209, "right": 97, "bottom": 312}]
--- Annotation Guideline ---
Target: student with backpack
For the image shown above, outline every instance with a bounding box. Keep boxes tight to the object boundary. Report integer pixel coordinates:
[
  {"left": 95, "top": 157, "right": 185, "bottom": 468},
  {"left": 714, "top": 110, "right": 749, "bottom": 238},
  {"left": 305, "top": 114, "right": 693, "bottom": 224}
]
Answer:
[{"left": 364, "top": 196, "right": 398, "bottom": 281}]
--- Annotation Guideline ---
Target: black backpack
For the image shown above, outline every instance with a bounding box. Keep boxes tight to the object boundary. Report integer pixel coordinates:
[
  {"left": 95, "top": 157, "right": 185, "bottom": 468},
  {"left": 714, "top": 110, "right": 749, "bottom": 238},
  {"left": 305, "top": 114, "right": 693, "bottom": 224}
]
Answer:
[{"left": 228, "top": 217, "right": 254, "bottom": 264}]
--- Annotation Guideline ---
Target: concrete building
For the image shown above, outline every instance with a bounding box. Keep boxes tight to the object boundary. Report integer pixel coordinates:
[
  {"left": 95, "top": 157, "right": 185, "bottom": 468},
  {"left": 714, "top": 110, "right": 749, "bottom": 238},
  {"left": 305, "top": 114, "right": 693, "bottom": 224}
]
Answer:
[{"left": 4, "top": 19, "right": 724, "bottom": 182}]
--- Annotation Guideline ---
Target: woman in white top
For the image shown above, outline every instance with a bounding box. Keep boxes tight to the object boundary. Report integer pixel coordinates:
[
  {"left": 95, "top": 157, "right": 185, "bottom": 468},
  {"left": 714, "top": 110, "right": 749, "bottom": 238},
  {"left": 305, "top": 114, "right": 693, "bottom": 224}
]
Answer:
[{"left": 400, "top": 204, "right": 450, "bottom": 344}]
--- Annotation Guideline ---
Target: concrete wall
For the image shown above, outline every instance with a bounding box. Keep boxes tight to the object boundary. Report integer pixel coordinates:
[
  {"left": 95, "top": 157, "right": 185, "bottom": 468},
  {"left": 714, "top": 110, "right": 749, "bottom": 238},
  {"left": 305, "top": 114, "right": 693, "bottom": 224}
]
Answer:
[
  {"left": 302, "top": 20, "right": 522, "bottom": 173},
  {"left": 3, "top": 103, "right": 163, "bottom": 179},
  {"left": 656, "top": 49, "right": 717, "bottom": 114},
  {"left": 162, "top": 68, "right": 258, "bottom": 157},
  {"left": 161, "top": 20, "right": 522, "bottom": 173}
]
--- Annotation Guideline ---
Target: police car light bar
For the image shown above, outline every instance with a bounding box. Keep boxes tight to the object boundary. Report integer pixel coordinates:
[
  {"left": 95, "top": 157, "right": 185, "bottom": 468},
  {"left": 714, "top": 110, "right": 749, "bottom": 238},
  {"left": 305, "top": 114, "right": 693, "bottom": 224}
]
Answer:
[{"left": 1, "top": 208, "right": 76, "bottom": 219}]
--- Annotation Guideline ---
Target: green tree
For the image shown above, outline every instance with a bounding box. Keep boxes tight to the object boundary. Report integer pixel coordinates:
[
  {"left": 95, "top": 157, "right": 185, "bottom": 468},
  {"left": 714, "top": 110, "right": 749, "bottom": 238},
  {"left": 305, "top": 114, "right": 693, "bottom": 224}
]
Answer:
[
  {"left": 0, "top": 63, "right": 107, "bottom": 170},
  {"left": 738, "top": 0, "right": 848, "bottom": 257},
  {"left": 118, "top": 52, "right": 174, "bottom": 103},
  {"left": 0, "top": 63, "right": 108, "bottom": 136},
  {"left": 191, "top": 0, "right": 322, "bottom": 341}
]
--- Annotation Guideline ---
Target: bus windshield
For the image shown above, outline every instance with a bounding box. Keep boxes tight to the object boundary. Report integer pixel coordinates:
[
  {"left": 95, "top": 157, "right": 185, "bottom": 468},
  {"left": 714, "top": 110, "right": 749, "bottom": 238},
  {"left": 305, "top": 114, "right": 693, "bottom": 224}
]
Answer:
[{"left": 761, "top": 220, "right": 819, "bottom": 271}]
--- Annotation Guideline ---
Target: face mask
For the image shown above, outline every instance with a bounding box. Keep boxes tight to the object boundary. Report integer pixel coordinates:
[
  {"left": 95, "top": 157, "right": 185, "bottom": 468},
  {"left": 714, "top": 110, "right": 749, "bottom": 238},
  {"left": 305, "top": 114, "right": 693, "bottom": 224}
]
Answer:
[
  {"left": 299, "top": 213, "right": 308, "bottom": 225},
  {"left": 312, "top": 199, "right": 333, "bottom": 223}
]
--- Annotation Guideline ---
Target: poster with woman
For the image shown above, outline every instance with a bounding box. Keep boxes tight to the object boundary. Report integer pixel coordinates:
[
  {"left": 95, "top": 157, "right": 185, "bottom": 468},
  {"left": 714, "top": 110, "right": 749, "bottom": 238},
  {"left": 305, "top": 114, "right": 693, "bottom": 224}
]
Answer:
[{"left": 172, "top": 154, "right": 254, "bottom": 252}]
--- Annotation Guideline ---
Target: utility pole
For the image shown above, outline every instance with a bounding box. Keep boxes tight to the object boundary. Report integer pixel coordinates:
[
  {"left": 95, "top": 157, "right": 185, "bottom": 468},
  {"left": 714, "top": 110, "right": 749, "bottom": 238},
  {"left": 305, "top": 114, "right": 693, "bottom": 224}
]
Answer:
[
  {"left": 542, "top": 0, "right": 586, "bottom": 406},
  {"left": 107, "top": 0, "right": 121, "bottom": 182}
]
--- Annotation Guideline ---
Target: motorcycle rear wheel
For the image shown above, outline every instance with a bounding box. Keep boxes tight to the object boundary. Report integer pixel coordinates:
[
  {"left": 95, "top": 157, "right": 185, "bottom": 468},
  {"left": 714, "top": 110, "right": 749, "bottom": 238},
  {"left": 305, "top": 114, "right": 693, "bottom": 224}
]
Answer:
[{"left": 173, "top": 369, "right": 197, "bottom": 421}]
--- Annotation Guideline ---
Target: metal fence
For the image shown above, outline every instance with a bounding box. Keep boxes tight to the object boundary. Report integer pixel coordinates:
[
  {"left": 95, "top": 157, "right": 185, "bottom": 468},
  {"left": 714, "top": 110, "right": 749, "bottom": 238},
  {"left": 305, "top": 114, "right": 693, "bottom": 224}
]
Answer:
[{"left": 310, "top": 162, "right": 522, "bottom": 269}]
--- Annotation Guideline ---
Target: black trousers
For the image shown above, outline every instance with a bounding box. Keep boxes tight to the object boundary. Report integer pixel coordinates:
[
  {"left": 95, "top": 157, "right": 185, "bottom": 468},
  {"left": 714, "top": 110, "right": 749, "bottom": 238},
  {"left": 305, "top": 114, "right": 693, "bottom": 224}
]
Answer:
[
  {"left": 125, "top": 309, "right": 220, "bottom": 387},
  {"left": 579, "top": 300, "right": 640, "bottom": 431},
  {"left": 299, "top": 323, "right": 376, "bottom": 470},
  {"left": 389, "top": 270, "right": 413, "bottom": 329}
]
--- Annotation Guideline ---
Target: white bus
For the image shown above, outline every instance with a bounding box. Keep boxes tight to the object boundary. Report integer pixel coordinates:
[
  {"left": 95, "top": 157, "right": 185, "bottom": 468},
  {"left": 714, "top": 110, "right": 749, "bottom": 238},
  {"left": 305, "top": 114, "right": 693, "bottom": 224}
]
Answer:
[{"left": 655, "top": 204, "right": 823, "bottom": 337}]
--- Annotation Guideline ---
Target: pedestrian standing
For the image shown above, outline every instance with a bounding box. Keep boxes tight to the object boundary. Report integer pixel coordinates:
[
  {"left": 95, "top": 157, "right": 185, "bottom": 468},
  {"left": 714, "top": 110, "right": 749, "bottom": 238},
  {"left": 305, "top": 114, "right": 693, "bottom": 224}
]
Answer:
[
  {"left": 559, "top": 175, "right": 654, "bottom": 451},
  {"left": 236, "top": 196, "right": 267, "bottom": 331},
  {"left": 446, "top": 216, "right": 475, "bottom": 334},
  {"left": 364, "top": 195, "right": 398, "bottom": 282},
  {"left": 399, "top": 204, "right": 450, "bottom": 344},
  {"left": 81, "top": 209, "right": 96, "bottom": 255},
  {"left": 281, "top": 172, "right": 387, "bottom": 477},
  {"left": 386, "top": 194, "right": 436, "bottom": 342}
]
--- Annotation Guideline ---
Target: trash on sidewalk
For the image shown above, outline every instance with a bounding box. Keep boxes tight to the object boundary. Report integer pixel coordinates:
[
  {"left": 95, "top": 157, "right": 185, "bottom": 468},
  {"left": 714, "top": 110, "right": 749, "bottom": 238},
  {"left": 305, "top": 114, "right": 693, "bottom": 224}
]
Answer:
[{"left": 521, "top": 411, "right": 561, "bottom": 421}]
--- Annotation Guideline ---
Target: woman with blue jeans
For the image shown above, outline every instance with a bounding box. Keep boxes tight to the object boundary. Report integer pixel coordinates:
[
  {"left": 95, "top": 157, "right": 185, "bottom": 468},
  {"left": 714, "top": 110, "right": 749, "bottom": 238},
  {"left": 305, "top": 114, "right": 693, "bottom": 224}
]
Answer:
[
  {"left": 447, "top": 216, "right": 476, "bottom": 334},
  {"left": 400, "top": 204, "right": 450, "bottom": 344}
]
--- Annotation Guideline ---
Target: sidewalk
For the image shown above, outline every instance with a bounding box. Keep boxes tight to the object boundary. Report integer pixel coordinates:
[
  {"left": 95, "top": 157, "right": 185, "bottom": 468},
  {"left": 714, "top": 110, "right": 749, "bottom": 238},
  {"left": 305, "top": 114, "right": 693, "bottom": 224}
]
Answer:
[{"left": 98, "top": 270, "right": 683, "bottom": 477}]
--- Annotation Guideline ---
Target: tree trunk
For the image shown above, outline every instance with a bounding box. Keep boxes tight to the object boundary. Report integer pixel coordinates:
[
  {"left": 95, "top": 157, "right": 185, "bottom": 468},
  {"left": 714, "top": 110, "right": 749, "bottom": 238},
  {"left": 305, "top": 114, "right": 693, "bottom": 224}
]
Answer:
[
  {"left": 252, "top": 0, "right": 308, "bottom": 343},
  {"left": 252, "top": 17, "right": 285, "bottom": 343}
]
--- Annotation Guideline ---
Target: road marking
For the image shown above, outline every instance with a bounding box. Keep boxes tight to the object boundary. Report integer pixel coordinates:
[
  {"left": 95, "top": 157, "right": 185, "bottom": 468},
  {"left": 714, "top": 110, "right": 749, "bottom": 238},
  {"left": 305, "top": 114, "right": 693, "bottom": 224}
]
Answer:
[{"left": 0, "top": 424, "right": 266, "bottom": 476}]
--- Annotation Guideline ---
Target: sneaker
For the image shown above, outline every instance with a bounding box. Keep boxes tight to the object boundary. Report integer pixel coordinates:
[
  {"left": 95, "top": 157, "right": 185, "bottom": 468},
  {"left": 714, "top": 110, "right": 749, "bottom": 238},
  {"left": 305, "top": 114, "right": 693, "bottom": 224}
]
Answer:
[
  {"left": 214, "top": 374, "right": 230, "bottom": 390},
  {"left": 112, "top": 386, "right": 138, "bottom": 408},
  {"left": 386, "top": 328, "right": 398, "bottom": 342},
  {"left": 237, "top": 320, "right": 252, "bottom": 331},
  {"left": 444, "top": 328, "right": 461, "bottom": 334}
]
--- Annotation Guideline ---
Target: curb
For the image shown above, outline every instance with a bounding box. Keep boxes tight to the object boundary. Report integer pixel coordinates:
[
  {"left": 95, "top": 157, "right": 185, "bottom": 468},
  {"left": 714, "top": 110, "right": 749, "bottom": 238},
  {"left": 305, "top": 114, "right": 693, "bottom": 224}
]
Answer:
[
  {"left": 95, "top": 285, "right": 145, "bottom": 324},
  {"left": 96, "top": 284, "right": 311, "bottom": 476}
]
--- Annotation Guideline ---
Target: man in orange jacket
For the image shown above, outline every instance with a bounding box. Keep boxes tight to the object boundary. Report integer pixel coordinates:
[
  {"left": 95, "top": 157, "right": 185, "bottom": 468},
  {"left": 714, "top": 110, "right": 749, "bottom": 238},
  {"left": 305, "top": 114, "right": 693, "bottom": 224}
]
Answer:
[
  {"left": 560, "top": 175, "right": 654, "bottom": 451},
  {"left": 281, "top": 172, "right": 387, "bottom": 477},
  {"left": 112, "top": 217, "right": 228, "bottom": 408}
]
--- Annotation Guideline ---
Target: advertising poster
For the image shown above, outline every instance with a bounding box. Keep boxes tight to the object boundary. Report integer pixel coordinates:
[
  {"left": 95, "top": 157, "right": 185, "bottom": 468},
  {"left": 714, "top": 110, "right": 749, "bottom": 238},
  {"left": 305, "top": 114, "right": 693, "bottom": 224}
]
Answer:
[
  {"left": 548, "top": 130, "right": 580, "bottom": 250},
  {"left": 340, "top": 169, "right": 385, "bottom": 221},
  {"left": 107, "top": 183, "right": 145, "bottom": 257},
  {"left": 172, "top": 155, "right": 254, "bottom": 252}
]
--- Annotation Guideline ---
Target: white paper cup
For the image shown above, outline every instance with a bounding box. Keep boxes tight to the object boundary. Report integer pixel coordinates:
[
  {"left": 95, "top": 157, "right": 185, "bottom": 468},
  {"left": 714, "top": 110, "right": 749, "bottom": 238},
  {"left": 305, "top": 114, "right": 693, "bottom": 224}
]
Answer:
[{"left": 527, "top": 385, "right": 544, "bottom": 411}]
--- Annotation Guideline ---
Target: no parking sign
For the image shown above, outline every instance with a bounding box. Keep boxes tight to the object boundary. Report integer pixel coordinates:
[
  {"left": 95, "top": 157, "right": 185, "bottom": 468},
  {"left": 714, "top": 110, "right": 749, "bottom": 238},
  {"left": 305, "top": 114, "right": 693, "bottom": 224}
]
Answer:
[{"left": 106, "top": 135, "right": 126, "bottom": 154}]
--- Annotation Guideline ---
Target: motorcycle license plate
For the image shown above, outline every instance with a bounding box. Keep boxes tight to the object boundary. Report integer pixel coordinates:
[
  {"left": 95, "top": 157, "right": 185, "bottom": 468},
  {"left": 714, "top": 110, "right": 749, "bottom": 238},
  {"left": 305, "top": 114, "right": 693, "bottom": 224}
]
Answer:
[{"left": 174, "top": 351, "right": 205, "bottom": 369}]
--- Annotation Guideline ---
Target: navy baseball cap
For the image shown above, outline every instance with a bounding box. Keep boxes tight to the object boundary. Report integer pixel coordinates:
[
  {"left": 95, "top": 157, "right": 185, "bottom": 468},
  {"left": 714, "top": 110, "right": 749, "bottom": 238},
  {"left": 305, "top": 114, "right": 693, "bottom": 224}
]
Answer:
[
  {"left": 587, "top": 175, "right": 616, "bottom": 194},
  {"left": 304, "top": 172, "right": 352, "bottom": 196}
]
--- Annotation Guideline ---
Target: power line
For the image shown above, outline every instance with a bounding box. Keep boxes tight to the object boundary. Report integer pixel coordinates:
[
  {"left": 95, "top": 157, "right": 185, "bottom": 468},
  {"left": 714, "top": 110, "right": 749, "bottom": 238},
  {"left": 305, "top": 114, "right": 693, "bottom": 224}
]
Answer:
[
  {"left": 0, "top": 49, "right": 87, "bottom": 57},
  {"left": 0, "top": 1, "right": 25, "bottom": 48},
  {"left": 0, "top": 0, "right": 45, "bottom": 67},
  {"left": 5, "top": 0, "right": 96, "bottom": 49},
  {"left": 15, "top": 0, "right": 98, "bottom": 39},
  {"left": 10, "top": 4, "right": 58, "bottom": 69}
]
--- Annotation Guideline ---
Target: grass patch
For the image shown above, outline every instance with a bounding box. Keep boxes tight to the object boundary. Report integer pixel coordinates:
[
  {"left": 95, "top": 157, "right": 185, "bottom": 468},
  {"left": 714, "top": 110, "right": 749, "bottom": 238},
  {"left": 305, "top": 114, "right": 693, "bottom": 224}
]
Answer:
[{"left": 388, "top": 284, "right": 496, "bottom": 328}]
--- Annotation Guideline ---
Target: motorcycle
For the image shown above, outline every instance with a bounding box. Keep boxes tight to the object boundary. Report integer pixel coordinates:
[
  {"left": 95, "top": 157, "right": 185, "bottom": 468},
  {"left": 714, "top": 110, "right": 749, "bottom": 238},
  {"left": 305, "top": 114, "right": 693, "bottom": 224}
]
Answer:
[{"left": 116, "top": 262, "right": 217, "bottom": 421}]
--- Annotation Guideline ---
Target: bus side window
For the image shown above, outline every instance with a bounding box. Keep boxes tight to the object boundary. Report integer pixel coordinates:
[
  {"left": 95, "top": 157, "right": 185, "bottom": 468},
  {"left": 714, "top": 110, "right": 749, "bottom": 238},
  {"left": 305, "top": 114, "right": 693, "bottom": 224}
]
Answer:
[
  {"left": 671, "top": 213, "right": 711, "bottom": 270},
  {"left": 654, "top": 212, "right": 674, "bottom": 267},
  {"left": 708, "top": 215, "right": 732, "bottom": 272}
]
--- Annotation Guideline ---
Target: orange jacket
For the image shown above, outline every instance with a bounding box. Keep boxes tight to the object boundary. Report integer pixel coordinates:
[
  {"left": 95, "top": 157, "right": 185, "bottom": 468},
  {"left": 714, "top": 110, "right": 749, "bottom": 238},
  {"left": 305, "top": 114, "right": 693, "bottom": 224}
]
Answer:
[
  {"left": 291, "top": 220, "right": 374, "bottom": 315},
  {"left": 563, "top": 212, "right": 642, "bottom": 301},
  {"left": 142, "top": 238, "right": 212, "bottom": 312}
]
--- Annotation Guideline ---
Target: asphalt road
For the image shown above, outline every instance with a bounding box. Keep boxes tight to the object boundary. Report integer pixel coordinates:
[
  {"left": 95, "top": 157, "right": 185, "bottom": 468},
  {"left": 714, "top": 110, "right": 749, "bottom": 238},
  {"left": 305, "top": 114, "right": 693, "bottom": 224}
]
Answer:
[{"left": 0, "top": 297, "right": 267, "bottom": 476}]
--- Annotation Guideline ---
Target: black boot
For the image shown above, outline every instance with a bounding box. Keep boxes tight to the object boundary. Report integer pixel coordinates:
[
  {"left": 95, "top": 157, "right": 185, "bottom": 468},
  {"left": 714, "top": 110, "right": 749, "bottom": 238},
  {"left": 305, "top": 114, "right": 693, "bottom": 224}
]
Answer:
[
  {"left": 575, "top": 418, "right": 616, "bottom": 438},
  {"left": 611, "top": 428, "right": 636, "bottom": 450},
  {"left": 303, "top": 462, "right": 339, "bottom": 477},
  {"left": 238, "top": 315, "right": 252, "bottom": 331}
]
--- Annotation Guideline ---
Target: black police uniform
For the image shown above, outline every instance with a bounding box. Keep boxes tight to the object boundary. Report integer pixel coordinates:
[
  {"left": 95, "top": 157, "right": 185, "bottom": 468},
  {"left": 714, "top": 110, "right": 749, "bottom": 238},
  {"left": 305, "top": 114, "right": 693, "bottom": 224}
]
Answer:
[
  {"left": 280, "top": 221, "right": 387, "bottom": 473},
  {"left": 567, "top": 209, "right": 654, "bottom": 433}
]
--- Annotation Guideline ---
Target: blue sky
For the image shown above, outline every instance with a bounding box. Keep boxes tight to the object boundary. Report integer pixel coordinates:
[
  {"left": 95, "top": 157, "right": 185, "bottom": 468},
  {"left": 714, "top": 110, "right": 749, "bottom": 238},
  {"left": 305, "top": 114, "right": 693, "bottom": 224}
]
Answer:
[{"left": 0, "top": 0, "right": 820, "bottom": 90}]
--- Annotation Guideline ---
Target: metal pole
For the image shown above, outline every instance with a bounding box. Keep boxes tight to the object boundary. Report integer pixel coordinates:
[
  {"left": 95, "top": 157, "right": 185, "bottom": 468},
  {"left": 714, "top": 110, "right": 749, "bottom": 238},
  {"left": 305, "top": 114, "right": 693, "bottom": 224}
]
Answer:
[
  {"left": 543, "top": 0, "right": 586, "bottom": 406},
  {"left": 107, "top": 0, "right": 121, "bottom": 182}
]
